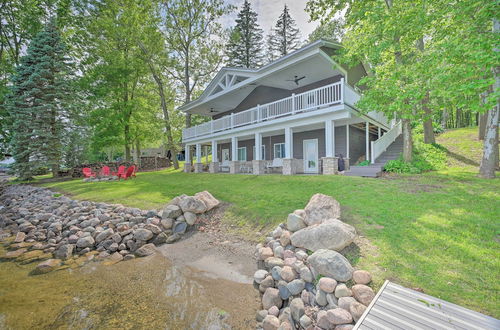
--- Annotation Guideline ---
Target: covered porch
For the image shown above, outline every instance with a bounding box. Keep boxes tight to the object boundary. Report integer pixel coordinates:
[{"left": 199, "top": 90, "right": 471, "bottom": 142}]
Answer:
[{"left": 184, "top": 117, "right": 385, "bottom": 175}]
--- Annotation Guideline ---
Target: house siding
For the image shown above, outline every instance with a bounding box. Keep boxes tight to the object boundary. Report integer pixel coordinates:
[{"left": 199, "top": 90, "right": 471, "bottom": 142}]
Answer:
[{"left": 214, "top": 125, "right": 375, "bottom": 166}]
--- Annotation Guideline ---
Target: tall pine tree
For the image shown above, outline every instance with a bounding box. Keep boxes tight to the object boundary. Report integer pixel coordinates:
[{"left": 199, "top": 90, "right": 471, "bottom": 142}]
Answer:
[
  {"left": 225, "top": 0, "right": 264, "bottom": 68},
  {"left": 267, "top": 5, "right": 301, "bottom": 62},
  {"left": 6, "top": 19, "right": 72, "bottom": 180}
]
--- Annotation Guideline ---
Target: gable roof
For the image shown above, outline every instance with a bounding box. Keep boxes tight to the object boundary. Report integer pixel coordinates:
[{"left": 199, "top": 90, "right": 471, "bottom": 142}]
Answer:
[{"left": 178, "top": 39, "right": 343, "bottom": 113}]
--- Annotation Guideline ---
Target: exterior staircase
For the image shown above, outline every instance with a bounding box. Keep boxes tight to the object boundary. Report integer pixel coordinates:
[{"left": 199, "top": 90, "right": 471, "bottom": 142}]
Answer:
[{"left": 344, "top": 135, "right": 403, "bottom": 177}]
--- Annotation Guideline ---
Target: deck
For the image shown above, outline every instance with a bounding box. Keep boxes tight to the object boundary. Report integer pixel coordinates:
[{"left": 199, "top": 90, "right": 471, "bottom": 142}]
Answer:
[{"left": 354, "top": 281, "right": 499, "bottom": 330}]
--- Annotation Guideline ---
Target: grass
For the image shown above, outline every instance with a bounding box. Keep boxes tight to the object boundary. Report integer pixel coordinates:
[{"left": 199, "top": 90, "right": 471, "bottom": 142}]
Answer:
[
  {"left": 436, "top": 127, "right": 484, "bottom": 169},
  {"left": 36, "top": 129, "right": 500, "bottom": 318}
]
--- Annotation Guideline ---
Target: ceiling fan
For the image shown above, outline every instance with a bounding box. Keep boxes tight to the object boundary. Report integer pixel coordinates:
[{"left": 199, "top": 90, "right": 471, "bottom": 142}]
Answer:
[{"left": 286, "top": 75, "right": 306, "bottom": 86}]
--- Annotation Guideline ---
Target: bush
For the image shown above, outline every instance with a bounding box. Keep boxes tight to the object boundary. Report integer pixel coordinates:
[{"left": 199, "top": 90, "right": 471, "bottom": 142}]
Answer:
[
  {"left": 357, "top": 160, "right": 370, "bottom": 166},
  {"left": 32, "top": 167, "right": 50, "bottom": 175},
  {"left": 384, "top": 134, "right": 447, "bottom": 174}
]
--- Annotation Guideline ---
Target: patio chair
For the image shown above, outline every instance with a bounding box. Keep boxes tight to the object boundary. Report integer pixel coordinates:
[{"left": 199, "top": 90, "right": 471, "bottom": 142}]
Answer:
[
  {"left": 122, "top": 165, "right": 136, "bottom": 180},
  {"left": 266, "top": 158, "right": 283, "bottom": 173},
  {"left": 220, "top": 161, "right": 230, "bottom": 173},
  {"left": 100, "top": 166, "right": 111, "bottom": 177},
  {"left": 82, "top": 167, "right": 96, "bottom": 178},
  {"left": 112, "top": 165, "right": 126, "bottom": 179}
]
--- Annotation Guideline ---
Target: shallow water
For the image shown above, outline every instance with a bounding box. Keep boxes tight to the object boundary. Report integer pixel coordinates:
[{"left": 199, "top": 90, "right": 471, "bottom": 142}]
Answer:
[{"left": 0, "top": 252, "right": 259, "bottom": 329}]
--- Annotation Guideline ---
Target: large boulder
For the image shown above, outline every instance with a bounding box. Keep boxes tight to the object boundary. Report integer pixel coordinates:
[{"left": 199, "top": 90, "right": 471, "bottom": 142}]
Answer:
[
  {"left": 308, "top": 249, "right": 353, "bottom": 282},
  {"left": 133, "top": 228, "right": 153, "bottom": 241},
  {"left": 54, "top": 244, "right": 74, "bottom": 260},
  {"left": 287, "top": 212, "right": 306, "bottom": 232},
  {"left": 352, "top": 284, "right": 375, "bottom": 306},
  {"left": 179, "top": 196, "right": 207, "bottom": 214},
  {"left": 194, "top": 191, "right": 219, "bottom": 211},
  {"left": 135, "top": 243, "right": 157, "bottom": 257},
  {"left": 33, "top": 259, "right": 61, "bottom": 275},
  {"left": 290, "top": 219, "right": 356, "bottom": 252},
  {"left": 162, "top": 204, "right": 183, "bottom": 219},
  {"left": 304, "top": 193, "right": 341, "bottom": 226}
]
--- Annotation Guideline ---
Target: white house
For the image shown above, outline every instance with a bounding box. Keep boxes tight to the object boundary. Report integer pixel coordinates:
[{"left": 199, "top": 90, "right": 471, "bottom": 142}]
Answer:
[{"left": 180, "top": 40, "right": 402, "bottom": 176}]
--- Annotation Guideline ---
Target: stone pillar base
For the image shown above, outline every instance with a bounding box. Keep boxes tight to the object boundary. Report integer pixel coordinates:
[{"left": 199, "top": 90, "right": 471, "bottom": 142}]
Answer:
[
  {"left": 194, "top": 163, "right": 203, "bottom": 173},
  {"left": 282, "top": 158, "right": 296, "bottom": 175},
  {"left": 252, "top": 160, "right": 266, "bottom": 175},
  {"left": 344, "top": 158, "right": 350, "bottom": 171},
  {"left": 184, "top": 163, "right": 192, "bottom": 173},
  {"left": 209, "top": 162, "right": 219, "bottom": 173},
  {"left": 229, "top": 161, "right": 239, "bottom": 174},
  {"left": 322, "top": 157, "right": 339, "bottom": 175}
]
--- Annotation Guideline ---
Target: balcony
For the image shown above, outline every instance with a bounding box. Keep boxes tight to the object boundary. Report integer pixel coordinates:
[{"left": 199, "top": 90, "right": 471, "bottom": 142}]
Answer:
[{"left": 183, "top": 79, "right": 357, "bottom": 142}]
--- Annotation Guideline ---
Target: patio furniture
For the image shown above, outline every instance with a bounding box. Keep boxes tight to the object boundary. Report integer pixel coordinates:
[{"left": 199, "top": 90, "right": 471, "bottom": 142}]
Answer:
[
  {"left": 100, "top": 166, "right": 111, "bottom": 176},
  {"left": 82, "top": 167, "right": 96, "bottom": 178},
  {"left": 220, "top": 161, "right": 230, "bottom": 173},
  {"left": 239, "top": 163, "right": 252, "bottom": 174},
  {"left": 112, "top": 165, "right": 126, "bottom": 179},
  {"left": 122, "top": 165, "right": 136, "bottom": 180},
  {"left": 266, "top": 158, "right": 283, "bottom": 173}
]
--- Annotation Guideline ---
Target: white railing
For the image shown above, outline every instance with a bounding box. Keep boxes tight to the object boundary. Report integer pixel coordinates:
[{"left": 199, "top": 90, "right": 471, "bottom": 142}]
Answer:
[
  {"left": 371, "top": 120, "right": 402, "bottom": 164},
  {"left": 183, "top": 80, "right": 345, "bottom": 141}
]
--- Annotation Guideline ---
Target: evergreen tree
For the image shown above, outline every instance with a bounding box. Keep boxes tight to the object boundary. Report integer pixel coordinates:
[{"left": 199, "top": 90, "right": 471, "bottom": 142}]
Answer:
[
  {"left": 5, "top": 19, "right": 72, "bottom": 180},
  {"left": 267, "top": 5, "right": 301, "bottom": 62},
  {"left": 225, "top": 0, "right": 264, "bottom": 68}
]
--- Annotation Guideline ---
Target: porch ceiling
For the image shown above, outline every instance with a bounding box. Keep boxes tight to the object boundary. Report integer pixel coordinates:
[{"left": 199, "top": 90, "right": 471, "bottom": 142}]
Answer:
[{"left": 187, "top": 53, "right": 342, "bottom": 116}]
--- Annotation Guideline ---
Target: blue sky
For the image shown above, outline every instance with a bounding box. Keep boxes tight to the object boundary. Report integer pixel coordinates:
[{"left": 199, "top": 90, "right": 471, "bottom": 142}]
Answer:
[{"left": 222, "top": 0, "right": 319, "bottom": 40}]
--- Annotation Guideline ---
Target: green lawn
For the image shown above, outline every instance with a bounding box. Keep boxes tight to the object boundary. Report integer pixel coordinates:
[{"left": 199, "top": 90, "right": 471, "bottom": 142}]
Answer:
[{"left": 38, "top": 128, "right": 499, "bottom": 317}]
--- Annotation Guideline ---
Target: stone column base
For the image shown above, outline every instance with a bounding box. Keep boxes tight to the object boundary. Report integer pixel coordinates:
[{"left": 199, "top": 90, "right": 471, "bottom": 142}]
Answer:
[
  {"left": 229, "top": 161, "right": 239, "bottom": 174},
  {"left": 322, "top": 157, "right": 339, "bottom": 175},
  {"left": 344, "top": 158, "right": 350, "bottom": 171},
  {"left": 184, "top": 163, "right": 192, "bottom": 173},
  {"left": 209, "top": 162, "right": 219, "bottom": 173},
  {"left": 252, "top": 160, "right": 266, "bottom": 175},
  {"left": 282, "top": 158, "right": 296, "bottom": 175},
  {"left": 194, "top": 163, "right": 203, "bottom": 173}
]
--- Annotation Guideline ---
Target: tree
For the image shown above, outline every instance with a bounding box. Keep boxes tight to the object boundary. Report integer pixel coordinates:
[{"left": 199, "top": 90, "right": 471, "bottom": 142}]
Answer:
[
  {"left": 308, "top": 17, "right": 345, "bottom": 43},
  {"left": 5, "top": 19, "right": 72, "bottom": 180},
  {"left": 161, "top": 0, "right": 231, "bottom": 128},
  {"left": 225, "top": 0, "right": 264, "bottom": 68},
  {"left": 267, "top": 5, "right": 301, "bottom": 62}
]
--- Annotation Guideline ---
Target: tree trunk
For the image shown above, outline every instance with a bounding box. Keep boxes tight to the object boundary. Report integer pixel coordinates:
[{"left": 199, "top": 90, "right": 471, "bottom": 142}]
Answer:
[
  {"left": 402, "top": 118, "right": 413, "bottom": 162},
  {"left": 135, "top": 140, "right": 141, "bottom": 168},
  {"left": 479, "top": 19, "right": 500, "bottom": 178},
  {"left": 422, "top": 93, "right": 435, "bottom": 144},
  {"left": 124, "top": 125, "right": 131, "bottom": 161},
  {"left": 479, "top": 111, "right": 489, "bottom": 140},
  {"left": 138, "top": 42, "right": 180, "bottom": 170},
  {"left": 441, "top": 109, "right": 448, "bottom": 129}
]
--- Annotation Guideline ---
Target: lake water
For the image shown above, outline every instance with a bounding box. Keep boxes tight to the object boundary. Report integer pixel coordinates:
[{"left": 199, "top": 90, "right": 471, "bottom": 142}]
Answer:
[{"left": 0, "top": 252, "right": 259, "bottom": 329}]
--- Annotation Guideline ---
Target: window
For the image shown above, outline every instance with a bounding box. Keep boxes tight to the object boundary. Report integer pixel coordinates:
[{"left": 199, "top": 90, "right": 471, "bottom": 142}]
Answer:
[
  {"left": 237, "top": 147, "right": 247, "bottom": 161},
  {"left": 253, "top": 145, "right": 266, "bottom": 160},
  {"left": 274, "top": 143, "right": 286, "bottom": 159}
]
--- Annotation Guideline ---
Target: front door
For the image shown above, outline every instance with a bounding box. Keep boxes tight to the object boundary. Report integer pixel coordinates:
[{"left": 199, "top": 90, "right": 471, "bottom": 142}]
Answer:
[
  {"left": 303, "top": 139, "right": 319, "bottom": 173},
  {"left": 222, "top": 149, "right": 230, "bottom": 164}
]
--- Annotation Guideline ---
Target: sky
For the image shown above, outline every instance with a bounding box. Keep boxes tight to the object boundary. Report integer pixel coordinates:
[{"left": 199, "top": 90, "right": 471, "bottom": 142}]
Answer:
[{"left": 223, "top": 0, "right": 320, "bottom": 40}]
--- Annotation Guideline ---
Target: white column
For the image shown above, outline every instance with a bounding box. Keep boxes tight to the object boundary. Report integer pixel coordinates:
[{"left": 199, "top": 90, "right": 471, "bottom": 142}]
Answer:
[
  {"left": 211, "top": 140, "right": 218, "bottom": 162},
  {"left": 285, "top": 127, "right": 293, "bottom": 158},
  {"left": 365, "top": 122, "right": 370, "bottom": 162},
  {"left": 231, "top": 136, "right": 238, "bottom": 161},
  {"left": 325, "top": 120, "right": 334, "bottom": 157},
  {"left": 185, "top": 145, "right": 190, "bottom": 163},
  {"left": 195, "top": 143, "right": 202, "bottom": 163},
  {"left": 378, "top": 126, "right": 381, "bottom": 139},
  {"left": 255, "top": 133, "right": 262, "bottom": 161},
  {"left": 346, "top": 124, "right": 350, "bottom": 158}
]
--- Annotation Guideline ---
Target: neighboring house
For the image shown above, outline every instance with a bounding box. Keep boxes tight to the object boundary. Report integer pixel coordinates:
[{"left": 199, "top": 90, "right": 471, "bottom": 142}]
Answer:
[{"left": 180, "top": 40, "right": 402, "bottom": 176}]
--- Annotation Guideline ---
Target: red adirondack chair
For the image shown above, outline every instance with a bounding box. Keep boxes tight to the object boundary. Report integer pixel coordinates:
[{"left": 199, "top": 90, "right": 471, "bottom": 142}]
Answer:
[
  {"left": 112, "top": 165, "right": 126, "bottom": 179},
  {"left": 82, "top": 167, "right": 96, "bottom": 178},
  {"left": 100, "top": 166, "right": 111, "bottom": 177},
  {"left": 122, "top": 165, "right": 136, "bottom": 180}
]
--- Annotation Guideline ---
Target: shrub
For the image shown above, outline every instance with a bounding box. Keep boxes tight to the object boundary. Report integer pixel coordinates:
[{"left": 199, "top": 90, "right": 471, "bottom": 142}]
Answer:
[
  {"left": 384, "top": 134, "right": 446, "bottom": 174},
  {"left": 357, "top": 160, "right": 370, "bottom": 166}
]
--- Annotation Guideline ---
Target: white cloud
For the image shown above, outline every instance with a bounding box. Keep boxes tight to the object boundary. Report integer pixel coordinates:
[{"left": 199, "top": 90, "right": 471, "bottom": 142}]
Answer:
[{"left": 223, "top": 0, "right": 319, "bottom": 40}]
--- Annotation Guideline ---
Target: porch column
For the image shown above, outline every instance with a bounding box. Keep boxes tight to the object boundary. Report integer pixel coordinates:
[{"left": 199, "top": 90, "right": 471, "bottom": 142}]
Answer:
[
  {"left": 209, "top": 140, "right": 219, "bottom": 173},
  {"left": 184, "top": 145, "right": 192, "bottom": 173},
  {"left": 194, "top": 143, "right": 203, "bottom": 173},
  {"left": 345, "top": 124, "right": 351, "bottom": 170},
  {"left": 323, "top": 120, "right": 338, "bottom": 175},
  {"left": 365, "top": 122, "right": 370, "bottom": 162},
  {"left": 230, "top": 136, "right": 238, "bottom": 174},
  {"left": 253, "top": 133, "right": 265, "bottom": 175},
  {"left": 283, "top": 127, "right": 296, "bottom": 175},
  {"left": 378, "top": 126, "right": 381, "bottom": 139}
]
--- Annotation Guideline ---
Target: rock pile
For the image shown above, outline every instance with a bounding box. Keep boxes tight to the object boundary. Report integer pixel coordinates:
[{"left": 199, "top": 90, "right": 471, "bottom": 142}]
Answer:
[
  {"left": 254, "top": 194, "right": 374, "bottom": 330},
  {"left": 0, "top": 183, "right": 219, "bottom": 274}
]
